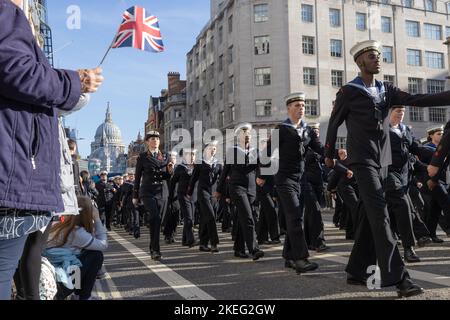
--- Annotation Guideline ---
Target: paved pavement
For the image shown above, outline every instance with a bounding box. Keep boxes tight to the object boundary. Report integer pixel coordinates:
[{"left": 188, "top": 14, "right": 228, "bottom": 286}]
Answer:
[{"left": 92, "top": 210, "right": 450, "bottom": 300}]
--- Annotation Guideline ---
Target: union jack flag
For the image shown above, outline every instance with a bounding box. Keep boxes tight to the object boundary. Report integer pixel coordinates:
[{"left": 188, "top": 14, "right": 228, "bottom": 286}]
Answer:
[{"left": 111, "top": 6, "right": 164, "bottom": 53}]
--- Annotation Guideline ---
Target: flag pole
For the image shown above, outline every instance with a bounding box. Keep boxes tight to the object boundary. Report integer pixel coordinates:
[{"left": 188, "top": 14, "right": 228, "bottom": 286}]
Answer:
[{"left": 98, "top": 34, "right": 117, "bottom": 67}]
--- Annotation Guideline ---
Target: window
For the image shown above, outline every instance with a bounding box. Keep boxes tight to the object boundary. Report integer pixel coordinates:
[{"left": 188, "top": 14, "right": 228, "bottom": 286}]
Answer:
[
  {"left": 209, "top": 36, "right": 214, "bottom": 53},
  {"left": 219, "top": 83, "right": 224, "bottom": 100},
  {"left": 254, "top": 36, "right": 270, "bottom": 55},
  {"left": 381, "top": 16, "right": 392, "bottom": 33},
  {"left": 228, "top": 46, "right": 233, "bottom": 64},
  {"left": 228, "top": 75, "right": 234, "bottom": 94},
  {"left": 202, "top": 44, "right": 206, "bottom": 60},
  {"left": 174, "top": 124, "right": 183, "bottom": 130},
  {"left": 175, "top": 110, "right": 183, "bottom": 119},
  {"left": 331, "top": 70, "right": 343, "bottom": 87},
  {"left": 305, "top": 100, "right": 319, "bottom": 117},
  {"left": 195, "top": 76, "right": 199, "bottom": 90},
  {"left": 230, "top": 106, "right": 235, "bottom": 122},
  {"left": 219, "top": 55, "right": 223, "bottom": 72},
  {"left": 425, "top": 51, "right": 444, "bottom": 69},
  {"left": 302, "top": 36, "right": 315, "bottom": 55},
  {"left": 218, "top": 26, "right": 223, "bottom": 44},
  {"left": 382, "top": 46, "right": 393, "bottom": 63},
  {"left": 429, "top": 108, "right": 446, "bottom": 122},
  {"left": 255, "top": 68, "right": 271, "bottom": 86},
  {"left": 330, "top": 39, "right": 342, "bottom": 57},
  {"left": 403, "top": 0, "right": 414, "bottom": 8},
  {"left": 356, "top": 12, "right": 366, "bottom": 31},
  {"left": 424, "top": 23, "right": 442, "bottom": 40},
  {"left": 228, "top": 15, "right": 233, "bottom": 33},
  {"left": 188, "top": 59, "right": 192, "bottom": 73},
  {"left": 254, "top": 4, "right": 269, "bottom": 22},
  {"left": 303, "top": 67, "right": 316, "bottom": 85},
  {"left": 210, "top": 63, "right": 215, "bottom": 80},
  {"left": 336, "top": 137, "right": 347, "bottom": 150},
  {"left": 381, "top": 0, "right": 390, "bottom": 3},
  {"left": 329, "top": 8, "right": 340, "bottom": 27},
  {"left": 301, "top": 4, "right": 314, "bottom": 23},
  {"left": 447, "top": 2, "right": 450, "bottom": 14},
  {"left": 210, "top": 89, "right": 215, "bottom": 105},
  {"left": 406, "top": 20, "right": 420, "bottom": 37},
  {"left": 408, "top": 77, "right": 423, "bottom": 94},
  {"left": 219, "top": 111, "right": 225, "bottom": 127},
  {"left": 425, "top": 0, "right": 435, "bottom": 12},
  {"left": 446, "top": 26, "right": 450, "bottom": 38},
  {"left": 407, "top": 49, "right": 421, "bottom": 66},
  {"left": 409, "top": 107, "right": 424, "bottom": 122},
  {"left": 384, "top": 75, "right": 395, "bottom": 86},
  {"left": 256, "top": 100, "right": 272, "bottom": 117},
  {"left": 427, "top": 79, "right": 445, "bottom": 93}
]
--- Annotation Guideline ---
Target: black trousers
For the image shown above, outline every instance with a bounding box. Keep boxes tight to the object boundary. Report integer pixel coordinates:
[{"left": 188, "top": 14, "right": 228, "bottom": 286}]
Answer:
[
  {"left": 337, "top": 182, "right": 360, "bottom": 238},
  {"left": 230, "top": 185, "right": 259, "bottom": 254},
  {"left": 275, "top": 173, "right": 309, "bottom": 261},
  {"left": 142, "top": 196, "right": 165, "bottom": 253},
  {"left": 13, "top": 223, "right": 52, "bottom": 300},
  {"left": 406, "top": 194, "right": 430, "bottom": 239},
  {"left": 198, "top": 189, "right": 219, "bottom": 246},
  {"left": 421, "top": 181, "right": 450, "bottom": 237},
  {"left": 178, "top": 195, "right": 195, "bottom": 246},
  {"left": 104, "top": 204, "right": 113, "bottom": 229},
  {"left": 346, "top": 165, "right": 408, "bottom": 287},
  {"left": 163, "top": 201, "right": 179, "bottom": 240},
  {"left": 384, "top": 172, "right": 416, "bottom": 248},
  {"left": 256, "top": 190, "right": 280, "bottom": 242},
  {"left": 303, "top": 182, "right": 325, "bottom": 248},
  {"left": 55, "top": 250, "right": 104, "bottom": 300}
]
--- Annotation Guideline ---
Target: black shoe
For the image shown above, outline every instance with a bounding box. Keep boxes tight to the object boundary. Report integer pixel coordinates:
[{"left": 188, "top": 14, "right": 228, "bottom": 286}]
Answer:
[
  {"left": 294, "top": 259, "right": 319, "bottom": 274},
  {"left": 417, "top": 236, "right": 432, "bottom": 248},
  {"left": 346, "top": 274, "right": 367, "bottom": 286},
  {"left": 252, "top": 250, "right": 265, "bottom": 261},
  {"left": 396, "top": 276, "right": 424, "bottom": 298},
  {"left": 199, "top": 245, "right": 211, "bottom": 252},
  {"left": 270, "top": 239, "right": 281, "bottom": 245},
  {"left": 234, "top": 251, "right": 249, "bottom": 259},
  {"left": 211, "top": 245, "right": 219, "bottom": 253},
  {"left": 432, "top": 236, "right": 444, "bottom": 243},
  {"left": 404, "top": 247, "right": 421, "bottom": 263},
  {"left": 284, "top": 259, "right": 295, "bottom": 269},
  {"left": 316, "top": 244, "right": 330, "bottom": 253},
  {"left": 151, "top": 252, "right": 162, "bottom": 260}
]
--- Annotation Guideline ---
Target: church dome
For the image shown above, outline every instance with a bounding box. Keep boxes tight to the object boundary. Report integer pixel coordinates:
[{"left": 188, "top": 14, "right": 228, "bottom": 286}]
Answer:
[{"left": 94, "top": 106, "right": 123, "bottom": 145}]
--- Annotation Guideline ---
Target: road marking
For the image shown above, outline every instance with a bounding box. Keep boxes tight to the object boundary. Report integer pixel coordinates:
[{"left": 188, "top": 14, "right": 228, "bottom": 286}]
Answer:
[
  {"left": 109, "top": 231, "right": 215, "bottom": 300},
  {"left": 92, "top": 268, "right": 123, "bottom": 300}
]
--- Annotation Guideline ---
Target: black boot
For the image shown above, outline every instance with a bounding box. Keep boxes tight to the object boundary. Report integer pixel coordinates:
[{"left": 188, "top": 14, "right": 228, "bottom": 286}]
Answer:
[
  {"left": 346, "top": 274, "right": 367, "bottom": 286},
  {"left": 404, "top": 247, "right": 421, "bottom": 263},
  {"left": 396, "top": 275, "right": 424, "bottom": 298},
  {"left": 234, "top": 251, "right": 249, "bottom": 259},
  {"left": 417, "top": 236, "right": 432, "bottom": 248},
  {"left": 252, "top": 249, "right": 265, "bottom": 261},
  {"left": 293, "top": 259, "right": 319, "bottom": 274},
  {"left": 284, "top": 259, "right": 295, "bottom": 269},
  {"left": 431, "top": 236, "right": 444, "bottom": 243}
]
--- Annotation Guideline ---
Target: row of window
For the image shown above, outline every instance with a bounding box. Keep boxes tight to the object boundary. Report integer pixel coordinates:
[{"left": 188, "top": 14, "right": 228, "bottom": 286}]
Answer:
[
  {"left": 302, "top": 3, "right": 449, "bottom": 36},
  {"left": 301, "top": 36, "right": 444, "bottom": 68}
]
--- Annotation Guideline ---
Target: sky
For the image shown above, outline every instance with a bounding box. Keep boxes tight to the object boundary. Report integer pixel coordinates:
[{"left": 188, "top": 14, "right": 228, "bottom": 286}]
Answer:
[{"left": 46, "top": 0, "right": 211, "bottom": 157}]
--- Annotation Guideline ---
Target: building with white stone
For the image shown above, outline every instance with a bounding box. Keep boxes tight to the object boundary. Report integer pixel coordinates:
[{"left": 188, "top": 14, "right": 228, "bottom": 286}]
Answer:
[{"left": 186, "top": 0, "right": 450, "bottom": 149}]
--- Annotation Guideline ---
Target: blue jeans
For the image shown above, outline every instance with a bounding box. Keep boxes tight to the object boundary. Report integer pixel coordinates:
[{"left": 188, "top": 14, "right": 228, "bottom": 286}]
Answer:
[{"left": 0, "top": 235, "right": 29, "bottom": 300}]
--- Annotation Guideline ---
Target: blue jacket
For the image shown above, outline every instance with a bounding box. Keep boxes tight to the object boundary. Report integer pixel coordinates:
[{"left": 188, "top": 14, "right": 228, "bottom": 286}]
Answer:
[{"left": 0, "top": 0, "right": 81, "bottom": 212}]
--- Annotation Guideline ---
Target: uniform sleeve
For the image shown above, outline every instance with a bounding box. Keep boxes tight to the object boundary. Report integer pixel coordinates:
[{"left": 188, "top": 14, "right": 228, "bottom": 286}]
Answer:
[
  {"left": 391, "top": 85, "right": 450, "bottom": 108},
  {"left": 133, "top": 155, "right": 143, "bottom": 199},
  {"left": 308, "top": 128, "right": 324, "bottom": 156},
  {"left": 216, "top": 163, "right": 231, "bottom": 195},
  {"left": 430, "top": 121, "right": 450, "bottom": 168},
  {"left": 187, "top": 164, "right": 200, "bottom": 196},
  {"left": 257, "top": 126, "right": 280, "bottom": 180},
  {"left": 325, "top": 89, "right": 349, "bottom": 159},
  {"left": 169, "top": 167, "right": 181, "bottom": 200},
  {"left": 0, "top": 2, "right": 81, "bottom": 111}
]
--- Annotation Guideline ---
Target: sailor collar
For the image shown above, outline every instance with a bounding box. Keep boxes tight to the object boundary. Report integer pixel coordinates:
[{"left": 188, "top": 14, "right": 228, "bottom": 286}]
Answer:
[
  {"left": 280, "top": 118, "right": 307, "bottom": 129},
  {"left": 346, "top": 77, "right": 386, "bottom": 104}
]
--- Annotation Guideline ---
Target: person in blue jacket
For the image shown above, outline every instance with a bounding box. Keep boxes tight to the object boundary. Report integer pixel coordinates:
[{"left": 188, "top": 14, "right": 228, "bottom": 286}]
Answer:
[{"left": 0, "top": 0, "right": 103, "bottom": 299}]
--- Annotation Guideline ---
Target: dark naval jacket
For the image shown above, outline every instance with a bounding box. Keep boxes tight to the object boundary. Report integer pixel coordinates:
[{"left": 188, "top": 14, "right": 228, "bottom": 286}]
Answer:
[
  {"left": 217, "top": 146, "right": 259, "bottom": 196},
  {"left": 169, "top": 162, "right": 195, "bottom": 199},
  {"left": 325, "top": 76, "right": 450, "bottom": 169},
  {"left": 133, "top": 151, "right": 172, "bottom": 199},
  {"left": 187, "top": 158, "right": 222, "bottom": 196}
]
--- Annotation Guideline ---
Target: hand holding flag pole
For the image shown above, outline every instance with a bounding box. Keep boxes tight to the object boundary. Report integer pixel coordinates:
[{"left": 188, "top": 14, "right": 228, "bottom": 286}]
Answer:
[{"left": 98, "top": 5, "right": 165, "bottom": 67}]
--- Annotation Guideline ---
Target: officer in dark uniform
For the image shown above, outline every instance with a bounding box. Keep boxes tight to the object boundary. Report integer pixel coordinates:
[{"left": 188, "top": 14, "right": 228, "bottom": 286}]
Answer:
[
  {"left": 163, "top": 151, "right": 180, "bottom": 244},
  {"left": 325, "top": 40, "right": 450, "bottom": 297},
  {"left": 120, "top": 173, "right": 136, "bottom": 235},
  {"left": 188, "top": 140, "right": 222, "bottom": 253},
  {"left": 133, "top": 131, "right": 174, "bottom": 260},
  {"left": 95, "top": 171, "right": 114, "bottom": 230},
  {"left": 257, "top": 92, "right": 323, "bottom": 273},
  {"left": 217, "top": 123, "right": 264, "bottom": 260},
  {"left": 303, "top": 123, "right": 328, "bottom": 252},
  {"left": 169, "top": 148, "right": 197, "bottom": 247}
]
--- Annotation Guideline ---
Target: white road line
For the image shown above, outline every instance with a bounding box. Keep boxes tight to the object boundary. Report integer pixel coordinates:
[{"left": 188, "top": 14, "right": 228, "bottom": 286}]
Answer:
[
  {"left": 312, "top": 251, "right": 450, "bottom": 287},
  {"left": 109, "top": 231, "right": 215, "bottom": 300}
]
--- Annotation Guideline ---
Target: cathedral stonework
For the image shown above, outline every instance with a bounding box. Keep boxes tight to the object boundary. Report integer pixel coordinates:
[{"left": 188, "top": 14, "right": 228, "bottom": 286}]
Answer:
[{"left": 88, "top": 105, "right": 127, "bottom": 176}]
